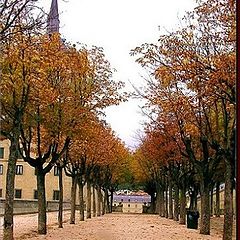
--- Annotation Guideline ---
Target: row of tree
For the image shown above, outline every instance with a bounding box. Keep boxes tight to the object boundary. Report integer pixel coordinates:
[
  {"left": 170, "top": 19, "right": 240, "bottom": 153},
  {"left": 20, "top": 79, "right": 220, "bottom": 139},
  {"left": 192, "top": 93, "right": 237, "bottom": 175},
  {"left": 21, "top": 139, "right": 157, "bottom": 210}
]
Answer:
[
  {"left": 0, "top": 1, "right": 130, "bottom": 239},
  {"left": 130, "top": 0, "right": 235, "bottom": 239}
]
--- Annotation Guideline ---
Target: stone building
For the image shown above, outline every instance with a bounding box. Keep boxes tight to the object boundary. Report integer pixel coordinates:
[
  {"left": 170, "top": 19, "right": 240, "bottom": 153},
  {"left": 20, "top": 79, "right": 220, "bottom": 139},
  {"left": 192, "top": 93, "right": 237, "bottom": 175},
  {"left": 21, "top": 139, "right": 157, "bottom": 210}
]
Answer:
[
  {"left": 113, "top": 194, "right": 151, "bottom": 213},
  {"left": 0, "top": 138, "right": 75, "bottom": 214},
  {"left": 0, "top": 138, "right": 72, "bottom": 201}
]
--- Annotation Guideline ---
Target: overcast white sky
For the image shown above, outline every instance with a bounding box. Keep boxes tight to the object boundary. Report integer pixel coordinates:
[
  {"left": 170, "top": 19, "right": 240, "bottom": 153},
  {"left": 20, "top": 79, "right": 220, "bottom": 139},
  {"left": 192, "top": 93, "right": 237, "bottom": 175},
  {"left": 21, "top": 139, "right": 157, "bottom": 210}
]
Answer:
[{"left": 42, "top": 0, "right": 197, "bottom": 149}]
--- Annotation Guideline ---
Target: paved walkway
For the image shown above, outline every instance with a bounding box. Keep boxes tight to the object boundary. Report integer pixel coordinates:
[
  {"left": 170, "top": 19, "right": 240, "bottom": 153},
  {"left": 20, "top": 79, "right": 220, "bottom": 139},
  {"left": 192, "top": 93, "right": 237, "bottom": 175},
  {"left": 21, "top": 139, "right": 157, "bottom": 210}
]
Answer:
[{"left": 0, "top": 211, "right": 233, "bottom": 240}]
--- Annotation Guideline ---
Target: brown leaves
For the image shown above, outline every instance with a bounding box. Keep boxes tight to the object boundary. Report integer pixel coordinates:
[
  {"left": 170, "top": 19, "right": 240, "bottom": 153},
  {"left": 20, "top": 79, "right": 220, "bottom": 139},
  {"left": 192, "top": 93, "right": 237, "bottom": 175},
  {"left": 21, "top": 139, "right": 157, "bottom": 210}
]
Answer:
[
  {"left": 130, "top": 0, "right": 235, "bottom": 183},
  {"left": 1, "top": 28, "right": 128, "bottom": 170}
]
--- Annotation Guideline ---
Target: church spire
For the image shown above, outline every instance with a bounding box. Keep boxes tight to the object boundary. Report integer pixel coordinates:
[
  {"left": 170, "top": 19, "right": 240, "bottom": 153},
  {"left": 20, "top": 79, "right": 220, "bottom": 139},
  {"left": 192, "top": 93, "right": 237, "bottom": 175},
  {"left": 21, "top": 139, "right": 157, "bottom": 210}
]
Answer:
[{"left": 47, "top": 0, "right": 60, "bottom": 34}]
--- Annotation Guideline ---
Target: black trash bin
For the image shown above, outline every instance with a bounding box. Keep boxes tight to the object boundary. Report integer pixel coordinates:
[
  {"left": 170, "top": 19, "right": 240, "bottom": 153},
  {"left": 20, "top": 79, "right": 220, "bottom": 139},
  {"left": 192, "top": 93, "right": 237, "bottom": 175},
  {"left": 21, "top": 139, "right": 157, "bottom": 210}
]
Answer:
[{"left": 187, "top": 210, "right": 199, "bottom": 229}]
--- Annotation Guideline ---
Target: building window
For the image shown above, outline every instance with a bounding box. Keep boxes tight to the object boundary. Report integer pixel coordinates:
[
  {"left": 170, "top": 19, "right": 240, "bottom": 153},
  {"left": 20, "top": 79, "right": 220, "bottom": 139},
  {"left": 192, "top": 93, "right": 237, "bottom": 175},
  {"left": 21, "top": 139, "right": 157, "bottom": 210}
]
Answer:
[
  {"left": 0, "top": 189, "right": 2, "bottom": 198},
  {"left": 128, "top": 204, "right": 130, "bottom": 207},
  {"left": 16, "top": 165, "right": 23, "bottom": 175},
  {"left": 53, "top": 190, "right": 60, "bottom": 200},
  {"left": 0, "top": 147, "right": 4, "bottom": 158},
  {"left": 121, "top": 199, "right": 123, "bottom": 202},
  {"left": 54, "top": 166, "right": 59, "bottom": 176},
  {"left": 0, "top": 164, "right": 3, "bottom": 175},
  {"left": 128, "top": 199, "right": 130, "bottom": 202},
  {"left": 15, "top": 189, "right": 22, "bottom": 198},
  {"left": 34, "top": 190, "right": 38, "bottom": 199},
  {"left": 135, "top": 204, "right": 138, "bottom": 208}
]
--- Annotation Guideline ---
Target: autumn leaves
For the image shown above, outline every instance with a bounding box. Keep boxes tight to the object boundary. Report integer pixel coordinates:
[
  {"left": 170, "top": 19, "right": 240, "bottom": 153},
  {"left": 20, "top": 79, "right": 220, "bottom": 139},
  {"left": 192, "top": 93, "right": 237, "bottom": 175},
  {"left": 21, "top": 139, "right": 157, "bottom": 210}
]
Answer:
[
  {"left": 1, "top": 29, "right": 129, "bottom": 236},
  {"left": 131, "top": 0, "right": 235, "bottom": 238}
]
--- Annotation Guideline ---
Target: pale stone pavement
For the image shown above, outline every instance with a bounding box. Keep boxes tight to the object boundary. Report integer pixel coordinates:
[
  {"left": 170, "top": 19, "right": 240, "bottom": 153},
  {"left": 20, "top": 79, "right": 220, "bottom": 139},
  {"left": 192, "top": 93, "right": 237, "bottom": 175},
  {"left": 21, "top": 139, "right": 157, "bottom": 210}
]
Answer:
[{"left": 0, "top": 211, "right": 236, "bottom": 240}]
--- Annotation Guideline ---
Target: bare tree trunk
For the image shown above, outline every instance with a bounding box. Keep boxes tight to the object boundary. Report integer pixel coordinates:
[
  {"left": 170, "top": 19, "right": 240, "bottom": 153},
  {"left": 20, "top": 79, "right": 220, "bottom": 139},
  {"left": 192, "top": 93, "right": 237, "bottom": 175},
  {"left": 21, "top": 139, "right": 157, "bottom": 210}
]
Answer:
[
  {"left": 223, "top": 162, "right": 233, "bottom": 240},
  {"left": 168, "top": 181, "right": 173, "bottom": 219},
  {"left": 97, "top": 186, "right": 101, "bottom": 216},
  {"left": 215, "top": 182, "right": 220, "bottom": 217},
  {"left": 210, "top": 185, "right": 214, "bottom": 217},
  {"left": 179, "top": 187, "right": 186, "bottom": 225},
  {"left": 103, "top": 189, "right": 109, "bottom": 214},
  {"left": 78, "top": 178, "right": 84, "bottom": 221},
  {"left": 106, "top": 189, "right": 110, "bottom": 213},
  {"left": 165, "top": 185, "right": 168, "bottom": 218},
  {"left": 194, "top": 192, "right": 198, "bottom": 211},
  {"left": 3, "top": 135, "right": 19, "bottom": 240},
  {"left": 155, "top": 187, "right": 160, "bottom": 214},
  {"left": 86, "top": 181, "right": 91, "bottom": 219},
  {"left": 70, "top": 175, "right": 77, "bottom": 224},
  {"left": 92, "top": 186, "right": 96, "bottom": 217},
  {"left": 159, "top": 187, "right": 165, "bottom": 217},
  {"left": 101, "top": 191, "right": 104, "bottom": 215},
  {"left": 37, "top": 169, "right": 47, "bottom": 234},
  {"left": 173, "top": 184, "right": 179, "bottom": 221},
  {"left": 200, "top": 184, "right": 210, "bottom": 235},
  {"left": 101, "top": 189, "right": 105, "bottom": 215},
  {"left": 150, "top": 193, "right": 156, "bottom": 214},
  {"left": 110, "top": 189, "right": 114, "bottom": 213},
  {"left": 58, "top": 167, "right": 63, "bottom": 228}
]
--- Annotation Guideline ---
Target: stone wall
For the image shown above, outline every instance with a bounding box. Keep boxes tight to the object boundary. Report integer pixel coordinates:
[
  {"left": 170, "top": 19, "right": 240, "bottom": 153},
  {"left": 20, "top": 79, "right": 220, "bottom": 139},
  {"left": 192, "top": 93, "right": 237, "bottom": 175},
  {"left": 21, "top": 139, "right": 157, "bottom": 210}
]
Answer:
[{"left": 0, "top": 199, "right": 71, "bottom": 216}]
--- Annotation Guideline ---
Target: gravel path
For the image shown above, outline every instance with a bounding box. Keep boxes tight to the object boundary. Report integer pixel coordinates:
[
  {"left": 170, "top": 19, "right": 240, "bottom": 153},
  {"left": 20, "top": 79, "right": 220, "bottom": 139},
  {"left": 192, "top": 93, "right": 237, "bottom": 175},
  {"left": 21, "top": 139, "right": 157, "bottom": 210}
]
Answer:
[{"left": 0, "top": 211, "right": 234, "bottom": 240}]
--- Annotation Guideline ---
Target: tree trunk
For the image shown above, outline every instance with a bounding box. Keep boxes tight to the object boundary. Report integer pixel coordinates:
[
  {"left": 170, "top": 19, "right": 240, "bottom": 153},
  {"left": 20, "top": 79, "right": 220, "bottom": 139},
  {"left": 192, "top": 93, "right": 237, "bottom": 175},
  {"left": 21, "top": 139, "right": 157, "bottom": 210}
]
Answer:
[
  {"left": 223, "top": 162, "right": 233, "bottom": 240},
  {"left": 165, "top": 185, "right": 168, "bottom": 218},
  {"left": 86, "top": 181, "right": 91, "bottom": 219},
  {"left": 150, "top": 192, "right": 156, "bottom": 214},
  {"left": 78, "top": 178, "right": 84, "bottom": 221},
  {"left": 215, "top": 181, "right": 220, "bottom": 217},
  {"left": 102, "top": 189, "right": 105, "bottom": 215},
  {"left": 97, "top": 186, "right": 101, "bottom": 216},
  {"left": 194, "top": 191, "right": 198, "bottom": 211},
  {"left": 70, "top": 175, "right": 77, "bottom": 224},
  {"left": 210, "top": 185, "right": 214, "bottom": 217},
  {"left": 200, "top": 184, "right": 210, "bottom": 235},
  {"left": 159, "top": 187, "right": 165, "bottom": 217},
  {"left": 106, "top": 189, "right": 110, "bottom": 213},
  {"left": 3, "top": 135, "right": 19, "bottom": 240},
  {"left": 92, "top": 186, "right": 96, "bottom": 217},
  {"left": 179, "top": 187, "right": 186, "bottom": 225},
  {"left": 110, "top": 189, "right": 114, "bottom": 213},
  {"left": 173, "top": 184, "right": 179, "bottom": 221},
  {"left": 103, "top": 189, "right": 109, "bottom": 214},
  {"left": 168, "top": 181, "right": 173, "bottom": 219},
  {"left": 37, "top": 169, "right": 47, "bottom": 235},
  {"left": 155, "top": 187, "right": 160, "bottom": 214},
  {"left": 58, "top": 167, "right": 63, "bottom": 228}
]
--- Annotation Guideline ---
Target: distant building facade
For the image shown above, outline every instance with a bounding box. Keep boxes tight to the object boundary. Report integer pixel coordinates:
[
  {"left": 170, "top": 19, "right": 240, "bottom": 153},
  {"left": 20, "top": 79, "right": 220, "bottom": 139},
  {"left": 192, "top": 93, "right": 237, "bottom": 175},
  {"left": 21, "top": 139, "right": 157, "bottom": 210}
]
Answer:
[{"left": 113, "top": 194, "right": 151, "bottom": 213}]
